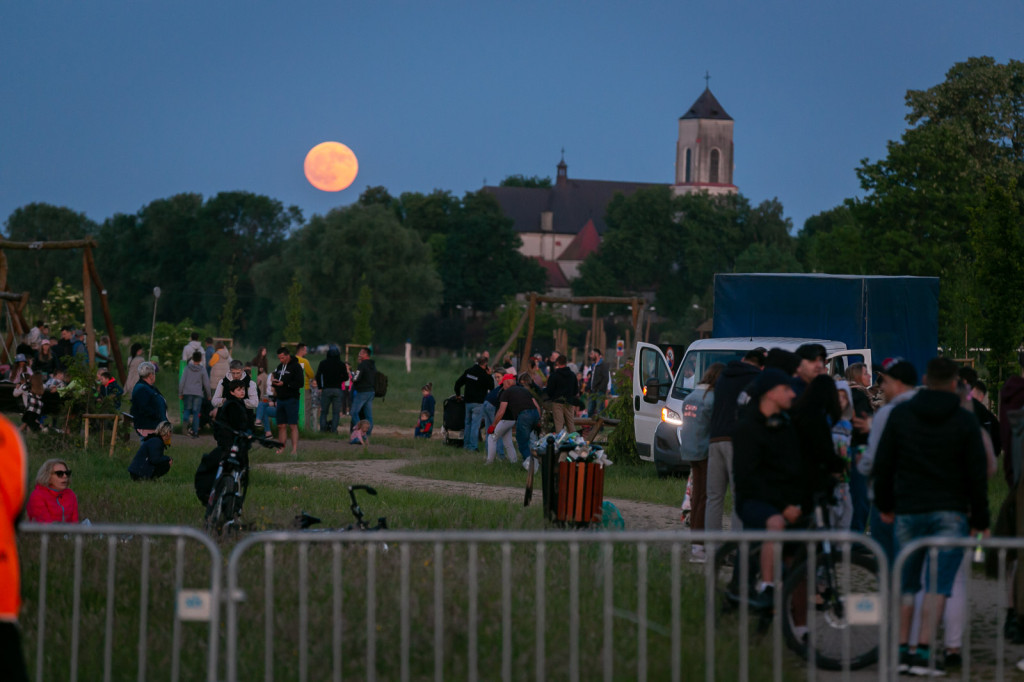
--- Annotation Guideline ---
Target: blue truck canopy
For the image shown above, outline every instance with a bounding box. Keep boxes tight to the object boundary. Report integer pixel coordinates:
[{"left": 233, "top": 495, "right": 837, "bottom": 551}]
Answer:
[{"left": 712, "top": 273, "right": 939, "bottom": 377}]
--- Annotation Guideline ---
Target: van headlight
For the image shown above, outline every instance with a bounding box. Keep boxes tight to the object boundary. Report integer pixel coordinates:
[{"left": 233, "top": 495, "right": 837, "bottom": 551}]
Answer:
[{"left": 661, "top": 408, "right": 683, "bottom": 425}]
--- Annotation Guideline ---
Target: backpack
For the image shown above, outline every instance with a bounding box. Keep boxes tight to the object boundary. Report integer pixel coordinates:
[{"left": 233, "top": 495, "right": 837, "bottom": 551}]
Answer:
[{"left": 374, "top": 370, "right": 389, "bottom": 399}]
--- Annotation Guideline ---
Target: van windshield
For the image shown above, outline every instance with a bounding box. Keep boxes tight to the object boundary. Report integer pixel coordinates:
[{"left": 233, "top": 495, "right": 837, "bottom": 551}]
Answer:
[{"left": 671, "top": 350, "right": 750, "bottom": 400}]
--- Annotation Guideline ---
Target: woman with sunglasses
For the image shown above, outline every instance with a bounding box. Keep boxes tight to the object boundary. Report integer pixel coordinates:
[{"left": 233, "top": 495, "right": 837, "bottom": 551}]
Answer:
[{"left": 26, "top": 459, "right": 79, "bottom": 523}]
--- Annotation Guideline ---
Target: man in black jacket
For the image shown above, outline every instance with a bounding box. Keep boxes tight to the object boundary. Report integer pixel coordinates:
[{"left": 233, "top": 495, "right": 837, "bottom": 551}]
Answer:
[
  {"left": 454, "top": 354, "right": 492, "bottom": 452},
  {"left": 271, "top": 347, "right": 304, "bottom": 455},
  {"left": 316, "top": 346, "right": 349, "bottom": 434},
  {"left": 545, "top": 355, "right": 579, "bottom": 434},
  {"left": 732, "top": 367, "right": 802, "bottom": 609},
  {"left": 705, "top": 347, "right": 765, "bottom": 531},
  {"left": 585, "top": 348, "right": 610, "bottom": 417},
  {"left": 874, "top": 356, "right": 989, "bottom": 674},
  {"left": 350, "top": 347, "right": 377, "bottom": 435}
]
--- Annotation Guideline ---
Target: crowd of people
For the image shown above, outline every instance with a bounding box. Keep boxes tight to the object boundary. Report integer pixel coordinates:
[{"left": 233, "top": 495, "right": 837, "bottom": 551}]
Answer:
[
  {"left": 677, "top": 342, "right": 1003, "bottom": 674},
  {"left": 450, "top": 348, "right": 611, "bottom": 464}
]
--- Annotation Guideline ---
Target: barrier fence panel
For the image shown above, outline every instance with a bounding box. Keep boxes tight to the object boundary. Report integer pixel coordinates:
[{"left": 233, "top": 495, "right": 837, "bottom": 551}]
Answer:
[
  {"left": 225, "top": 529, "right": 889, "bottom": 682},
  {"left": 888, "top": 535, "right": 1024, "bottom": 682},
  {"left": 19, "top": 522, "right": 222, "bottom": 682}
]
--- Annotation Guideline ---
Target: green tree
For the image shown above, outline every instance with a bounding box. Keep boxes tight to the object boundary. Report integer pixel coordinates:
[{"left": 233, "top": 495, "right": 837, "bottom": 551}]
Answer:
[
  {"left": 852, "top": 57, "right": 1024, "bottom": 351},
  {"left": 283, "top": 275, "right": 303, "bottom": 342},
  {"left": 352, "top": 278, "right": 374, "bottom": 345},
  {"left": 971, "top": 179, "right": 1024, "bottom": 382},
  {"left": 795, "top": 205, "right": 866, "bottom": 274},
  {"left": 253, "top": 203, "right": 441, "bottom": 345},
  {"left": 499, "top": 174, "right": 552, "bottom": 188},
  {"left": 219, "top": 269, "right": 240, "bottom": 339},
  {"left": 41, "top": 277, "right": 85, "bottom": 329}
]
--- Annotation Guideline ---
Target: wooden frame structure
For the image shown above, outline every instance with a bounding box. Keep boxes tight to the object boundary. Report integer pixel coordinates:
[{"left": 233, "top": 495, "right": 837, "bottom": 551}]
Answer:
[
  {"left": 0, "top": 238, "right": 126, "bottom": 382},
  {"left": 495, "top": 292, "right": 647, "bottom": 366}
]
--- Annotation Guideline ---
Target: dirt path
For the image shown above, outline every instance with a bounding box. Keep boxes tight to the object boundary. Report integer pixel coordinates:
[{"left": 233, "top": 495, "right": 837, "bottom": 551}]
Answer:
[{"left": 258, "top": 457, "right": 683, "bottom": 530}]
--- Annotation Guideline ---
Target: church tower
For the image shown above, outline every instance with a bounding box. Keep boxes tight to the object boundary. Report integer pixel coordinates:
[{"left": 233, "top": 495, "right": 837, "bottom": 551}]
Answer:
[{"left": 673, "top": 84, "right": 737, "bottom": 197}]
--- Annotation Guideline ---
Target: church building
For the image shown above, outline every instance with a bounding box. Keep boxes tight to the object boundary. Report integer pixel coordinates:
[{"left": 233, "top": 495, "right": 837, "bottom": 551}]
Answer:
[{"left": 482, "top": 86, "right": 737, "bottom": 292}]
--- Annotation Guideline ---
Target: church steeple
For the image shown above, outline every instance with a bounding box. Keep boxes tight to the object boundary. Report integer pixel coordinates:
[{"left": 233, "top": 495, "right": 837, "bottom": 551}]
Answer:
[
  {"left": 674, "top": 79, "right": 737, "bottom": 196},
  {"left": 556, "top": 148, "right": 567, "bottom": 187}
]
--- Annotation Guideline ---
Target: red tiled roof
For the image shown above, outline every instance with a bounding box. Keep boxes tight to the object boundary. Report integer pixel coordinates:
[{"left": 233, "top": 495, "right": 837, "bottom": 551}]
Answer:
[
  {"left": 557, "top": 219, "right": 600, "bottom": 261},
  {"left": 533, "top": 257, "right": 570, "bottom": 288}
]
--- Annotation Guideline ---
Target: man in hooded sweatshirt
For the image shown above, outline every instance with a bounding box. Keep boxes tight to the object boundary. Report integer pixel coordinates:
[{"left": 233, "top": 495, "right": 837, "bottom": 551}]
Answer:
[
  {"left": 705, "top": 347, "right": 765, "bottom": 532},
  {"left": 316, "top": 346, "right": 348, "bottom": 434},
  {"left": 179, "top": 350, "right": 211, "bottom": 437},
  {"left": 874, "top": 356, "right": 989, "bottom": 675}
]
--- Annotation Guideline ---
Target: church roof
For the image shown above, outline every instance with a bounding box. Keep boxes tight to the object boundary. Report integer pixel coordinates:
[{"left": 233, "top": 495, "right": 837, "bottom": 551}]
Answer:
[
  {"left": 680, "top": 88, "right": 732, "bottom": 121},
  {"left": 533, "top": 257, "right": 570, "bottom": 288},
  {"left": 557, "top": 219, "right": 601, "bottom": 260},
  {"left": 483, "top": 177, "right": 663, "bottom": 235}
]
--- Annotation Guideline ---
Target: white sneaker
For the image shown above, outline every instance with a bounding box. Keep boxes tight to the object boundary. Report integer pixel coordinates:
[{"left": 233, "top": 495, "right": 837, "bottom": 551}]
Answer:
[{"left": 689, "top": 546, "right": 707, "bottom": 563}]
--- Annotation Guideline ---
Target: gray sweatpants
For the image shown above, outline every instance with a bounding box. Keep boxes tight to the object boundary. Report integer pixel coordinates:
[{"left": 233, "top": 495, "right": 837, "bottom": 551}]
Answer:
[{"left": 705, "top": 440, "right": 742, "bottom": 532}]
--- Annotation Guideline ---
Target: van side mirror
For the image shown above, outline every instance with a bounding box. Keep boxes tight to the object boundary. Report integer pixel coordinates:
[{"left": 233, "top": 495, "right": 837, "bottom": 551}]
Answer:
[{"left": 642, "top": 378, "right": 662, "bottom": 404}]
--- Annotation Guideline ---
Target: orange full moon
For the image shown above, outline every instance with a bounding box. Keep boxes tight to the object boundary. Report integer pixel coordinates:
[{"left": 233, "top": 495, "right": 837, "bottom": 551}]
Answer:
[{"left": 304, "top": 141, "right": 359, "bottom": 192}]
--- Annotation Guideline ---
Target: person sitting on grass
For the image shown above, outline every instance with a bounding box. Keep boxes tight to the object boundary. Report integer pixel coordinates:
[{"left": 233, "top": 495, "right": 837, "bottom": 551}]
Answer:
[
  {"left": 13, "top": 374, "right": 45, "bottom": 433},
  {"left": 128, "top": 421, "right": 173, "bottom": 481},
  {"left": 350, "top": 419, "right": 371, "bottom": 445},
  {"left": 415, "top": 410, "right": 433, "bottom": 438}
]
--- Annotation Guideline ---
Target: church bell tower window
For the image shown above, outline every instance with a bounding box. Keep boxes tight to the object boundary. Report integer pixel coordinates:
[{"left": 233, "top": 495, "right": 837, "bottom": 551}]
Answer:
[{"left": 709, "top": 149, "right": 720, "bottom": 183}]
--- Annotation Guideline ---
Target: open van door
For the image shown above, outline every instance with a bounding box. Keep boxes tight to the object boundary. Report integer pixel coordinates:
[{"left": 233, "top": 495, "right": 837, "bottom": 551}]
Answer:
[
  {"left": 633, "top": 342, "right": 672, "bottom": 462},
  {"left": 826, "top": 349, "right": 872, "bottom": 379}
]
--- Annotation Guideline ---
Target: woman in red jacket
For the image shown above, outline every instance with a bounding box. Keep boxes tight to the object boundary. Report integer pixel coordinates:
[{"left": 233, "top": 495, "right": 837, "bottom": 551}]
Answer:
[{"left": 26, "top": 459, "right": 80, "bottom": 523}]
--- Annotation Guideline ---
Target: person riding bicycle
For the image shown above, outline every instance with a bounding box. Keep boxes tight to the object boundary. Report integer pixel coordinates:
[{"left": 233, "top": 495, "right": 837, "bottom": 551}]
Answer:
[{"left": 732, "top": 367, "right": 803, "bottom": 610}]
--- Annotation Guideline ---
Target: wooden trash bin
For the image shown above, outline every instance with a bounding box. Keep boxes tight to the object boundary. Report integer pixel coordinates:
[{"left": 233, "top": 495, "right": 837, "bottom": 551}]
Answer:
[{"left": 555, "top": 460, "right": 605, "bottom": 526}]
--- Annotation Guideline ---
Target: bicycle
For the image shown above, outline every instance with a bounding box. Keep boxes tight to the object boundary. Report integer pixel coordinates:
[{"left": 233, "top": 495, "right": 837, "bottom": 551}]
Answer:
[
  {"left": 295, "top": 484, "right": 388, "bottom": 532},
  {"left": 712, "top": 493, "right": 881, "bottom": 671},
  {"left": 201, "top": 421, "right": 282, "bottom": 535}
]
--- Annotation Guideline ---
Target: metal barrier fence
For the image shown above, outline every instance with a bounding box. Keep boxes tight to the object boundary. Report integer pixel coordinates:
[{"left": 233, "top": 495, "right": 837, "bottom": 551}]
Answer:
[
  {"left": 19, "top": 522, "right": 222, "bottom": 682},
  {"left": 889, "top": 535, "right": 1024, "bottom": 682},
  {"left": 225, "top": 529, "right": 889, "bottom": 682}
]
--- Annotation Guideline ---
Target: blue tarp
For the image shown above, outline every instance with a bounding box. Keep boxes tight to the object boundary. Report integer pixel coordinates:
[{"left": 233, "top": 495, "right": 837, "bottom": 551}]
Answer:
[{"left": 712, "top": 274, "right": 940, "bottom": 376}]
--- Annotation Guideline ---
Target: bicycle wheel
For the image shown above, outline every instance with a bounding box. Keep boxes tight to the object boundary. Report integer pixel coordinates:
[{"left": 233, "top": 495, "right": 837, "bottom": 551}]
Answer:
[
  {"left": 781, "top": 551, "right": 880, "bottom": 671},
  {"left": 206, "top": 476, "right": 237, "bottom": 535}
]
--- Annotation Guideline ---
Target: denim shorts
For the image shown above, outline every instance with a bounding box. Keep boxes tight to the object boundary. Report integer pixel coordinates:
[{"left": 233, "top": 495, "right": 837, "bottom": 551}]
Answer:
[
  {"left": 276, "top": 398, "right": 300, "bottom": 425},
  {"left": 895, "top": 510, "right": 968, "bottom": 596},
  {"left": 736, "top": 499, "right": 782, "bottom": 530}
]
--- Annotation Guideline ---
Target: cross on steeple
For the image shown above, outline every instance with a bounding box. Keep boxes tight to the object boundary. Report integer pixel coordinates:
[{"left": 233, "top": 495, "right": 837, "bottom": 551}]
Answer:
[{"left": 704, "top": 70, "right": 711, "bottom": 89}]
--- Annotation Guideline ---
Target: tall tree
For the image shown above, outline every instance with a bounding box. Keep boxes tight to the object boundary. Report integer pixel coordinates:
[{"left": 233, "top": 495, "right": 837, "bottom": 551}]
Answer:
[{"left": 852, "top": 57, "right": 1024, "bottom": 352}]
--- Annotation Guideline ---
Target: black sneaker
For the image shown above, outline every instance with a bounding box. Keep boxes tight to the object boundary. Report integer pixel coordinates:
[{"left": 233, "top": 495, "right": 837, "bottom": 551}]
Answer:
[
  {"left": 748, "top": 585, "right": 775, "bottom": 611},
  {"left": 943, "top": 651, "right": 961, "bottom": 669},
  {"left": 898, "top": 646, "right": 912, "bottom": 674},
  {"left": 907, "top": 649, "right": 945, "bottom": 676}
]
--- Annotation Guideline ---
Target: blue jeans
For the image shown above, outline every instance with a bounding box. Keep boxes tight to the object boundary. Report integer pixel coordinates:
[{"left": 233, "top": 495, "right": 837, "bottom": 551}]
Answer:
[
  {"left": 482, "top": 402, "right": 503, "bottom": 457},
  {"left": 849, "top": 461, "right": 870, "bottom": 533},
  {"left": 350, "top": 390, "right": 375, "bottom": 435},
  {"left": 256, "top": 402, "right": 277, "bottom": 430},
  {"left": 464, "top": 402, "right": 485, "bottom": 451},
  {"left": 516, "top": 408, "right": 540, "bottom": 460},
  {"left": 869, "top": 504, "right": 895, "bottom": 566},
  {"left": 895, "top": 510, "right": 968, "bottom": 596},
  {"left": 319, "top": 388, "right": 343, "bottom": 432},
  {"left": 587, "top": 393, "right": 607, "bottom": 418},
  {"left": 182, "top": 395, "right": 203, "bottom": 434}
]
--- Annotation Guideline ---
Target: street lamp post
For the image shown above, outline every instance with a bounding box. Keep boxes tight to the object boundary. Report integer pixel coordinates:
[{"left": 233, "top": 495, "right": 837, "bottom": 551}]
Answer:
[{"left": 148, "top": 286, "right": 162, "bottom": 359}]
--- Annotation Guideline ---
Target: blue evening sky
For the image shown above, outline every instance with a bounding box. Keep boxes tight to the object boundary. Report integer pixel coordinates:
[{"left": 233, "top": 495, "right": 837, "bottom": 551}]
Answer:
[{"left": 2, "top": 2, "right": 1021, "bottom": 234}]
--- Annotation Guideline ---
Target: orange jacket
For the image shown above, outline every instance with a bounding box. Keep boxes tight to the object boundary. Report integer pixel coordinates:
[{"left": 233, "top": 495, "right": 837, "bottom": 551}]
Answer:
[{"left": 0, "top": 415, "right": 28, "bottom": 621}]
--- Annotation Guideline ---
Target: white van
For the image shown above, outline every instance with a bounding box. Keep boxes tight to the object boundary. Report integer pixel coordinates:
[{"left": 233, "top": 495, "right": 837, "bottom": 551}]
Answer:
[{"left": 632, "top": 337, "right": 871, "bottom": 476}]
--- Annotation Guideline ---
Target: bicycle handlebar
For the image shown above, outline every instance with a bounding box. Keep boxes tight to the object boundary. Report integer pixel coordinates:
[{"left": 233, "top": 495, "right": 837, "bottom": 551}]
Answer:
[{"left": 213, "top": 419, "right": 283, "bottom": 449}]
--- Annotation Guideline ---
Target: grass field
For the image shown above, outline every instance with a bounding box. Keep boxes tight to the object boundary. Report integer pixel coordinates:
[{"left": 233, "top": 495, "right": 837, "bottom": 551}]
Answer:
[{"left": 12, "top": 354, "right": 789, "bottom": 680}]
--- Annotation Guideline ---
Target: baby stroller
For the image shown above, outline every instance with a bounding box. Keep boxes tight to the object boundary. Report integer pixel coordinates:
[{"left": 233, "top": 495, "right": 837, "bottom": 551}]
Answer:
[{"left": 441, "top": 394, "right": 465, "bottom": 447}]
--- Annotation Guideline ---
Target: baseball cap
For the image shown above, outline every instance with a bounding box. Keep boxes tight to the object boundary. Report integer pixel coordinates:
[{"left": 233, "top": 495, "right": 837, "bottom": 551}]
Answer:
[
  {"left": 877, "top": 357, "right": 917, "bottom": 387},
  {"left": 14, "top": 353, "right": 26, "bottom": 363},
  {"left": 796, "top": 343, "right": 827, "bottom": 362},
  {"left": 749, "top": 367, "right": 793, "bottom": 399},
  {"left": 501, "top": 373, "right": 516, "bottom": 383}
]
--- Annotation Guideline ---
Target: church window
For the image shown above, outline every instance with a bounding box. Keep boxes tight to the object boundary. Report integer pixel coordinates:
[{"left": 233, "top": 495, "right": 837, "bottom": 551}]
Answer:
[
  {"left": 685, "top": 149, "right": 692, "bottom": 183},
  {"left": 709, "top": 149, "right": 720, "bottom": 183}
]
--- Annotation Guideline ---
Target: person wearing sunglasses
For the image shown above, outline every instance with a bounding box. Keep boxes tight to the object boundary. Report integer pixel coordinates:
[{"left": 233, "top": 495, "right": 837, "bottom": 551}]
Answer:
[{"left": 26, "top": 459, "right": 80, "bottom": 524}]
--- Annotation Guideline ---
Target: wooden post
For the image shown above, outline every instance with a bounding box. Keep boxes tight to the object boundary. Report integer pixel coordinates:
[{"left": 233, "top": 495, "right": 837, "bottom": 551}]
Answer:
[
  {"left": 521, "top": 293, "right": 538, "bottom": 363},
  {"left": 85, "top": 248, "right": 126, "bottom": 383},
  {"left": 83, "top": 253, "right": 96, "bottom": 366},
  {"left": 494, "top": 307, "right": 529, "bottom": 368}
]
